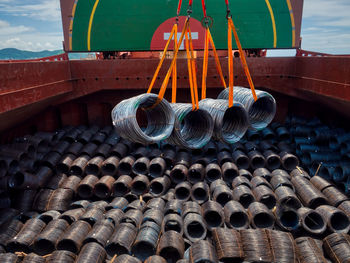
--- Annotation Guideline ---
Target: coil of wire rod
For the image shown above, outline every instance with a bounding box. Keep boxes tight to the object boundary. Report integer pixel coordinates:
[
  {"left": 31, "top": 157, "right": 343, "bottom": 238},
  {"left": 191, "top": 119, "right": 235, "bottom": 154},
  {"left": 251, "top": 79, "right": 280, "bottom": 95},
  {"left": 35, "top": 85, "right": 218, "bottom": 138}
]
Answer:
[
  {"left": 94, "top": 175, "right": 115, "bottom": 199},
  {"left": 205, "top": 163, "right": 222, "bottom": 183},
  {"left": 232, "top": 185, "right": 255, "bottom": 208},
  {"left": 182, "top": 201, "right": 201, "bottom": 218},
  {"left": 270, "top": 174, "right": 294, "bottom": 191},
  {"left": 0, "top": 252, "right": 19, "bottom": 263},
  {"left": 60, "top": 208, "right": 85, "bottom": 224},
  {"left": 75, "top": 242, "right": 106, "bottom": 263},
  {"left": 253, "top": 168, "right": 272, "bottom": 181},
  {"left": 145, "top": 255, "right": 167, "bottom": 263},
  {"left": 105, "top": 208, "right": 124, "bottom": 226},
  {"left": 240, "top": 229, "right": 272, "bottom": 263},
  {"left": 322, "top": 186, "right": 349, "bottom": 207},
  {"left": 0, "top": 218, "right": 23, "bottom": 247},
  {"left": 224, "top": 200, "right": 249, "bottom": 230},
  {"left": 221, "top": 162, "right": 239, "bottom": 183},
  {"left": 212, "top": 228, "right": 243, "bottom": 263},
  {"left": 150, "top": 176, "right": 171, "bottom": 197},
  {"left": 157, "top": 230, "right": 185, "bottom": 263},
  {"left": 164, "top": 200, "right": 183, "bottom": 216},
  {"left": 187, "top": 163, "right": 205, "bottom": 185},
  {"left": 310, "top": 176, "right": 333, "bottom": 192},
  {"left": 264, "top": 150, "right": 282, "bottom": 170},
  {"left": 112, "top": 175, "right": 132, "bottom": 197},
  {"left": 291, "top": 176, "right": 328, "bottom": 209},
  {"left": 170, "top": 164, "right": 188, "bottom": 184},
  {"left": 132, "top": 157, "right": 150, "bottom": 175},
  {"left": 60, "top": 175, "right": 81, "bottom": 194},
  {"left": 202, "top": 200, "right": 224, "bottom": 230},
  {"left": 83, "top": 218, "right": 114, "bottom": 247},
  {"left": 149, "top": 157, "right": 166, "bottom": 178},
  {"left": 132, "top": 221, "right": 161, "bottom": 261},
  {"left": 232, "top": 150, "right": 250, "bottom": 170},
  {"left": 22, "top": 253, "right": 45, "bottom": 263},
  {"left": 232, "top": 176, "right": 251, "bottom": 189},
  {"left": 210, "top": 179, "right": 226, "bottom": 193},
  {"left": 274, "top": 204, "right": 300, "bottom": 232},
  {"left": 118, "top": 156, "right": 135, "bottom": 175},
  {"left": 33, "top": 218, "right": 69, "bottom": 255},
  {"left": 252, "top": 185, "right": 276, "bottom": 209},
  {"left": 162, "top": 189, "right": 176, "bottom": 202},
  {"left": 80, "top": 206, "right": 104, "bottom": 226},
  {"left": 110, "top": 142, "right": 129, "bottom": 159},
  {"left": 198, "top": 98, "right": 249, "bottom": 144},
  {"left": 217, "top": 151, "right": 234, "bottom": 166},
  {"left": 56, "top": 220, "right": 91, "bottom": 254},
  {"left": 212, "top": 184, "right": 233, "bottom": 206},
  {"left": 248, "top": 151, "right": 266, "bottom": 170},
  {"left": 295, "top": 237, "right": 327, "bottom": 263},
  {"left": 69, "top": 200, "right": 90, "bottom": 210},
  {"left": 316, "top": 205, "right": 350, "bottom": 233},
  {"left": 271, "top": 168, "right": 291, "bottom": 179},
  {"left": 279, "top": 152, "right": 299, "bottom": 171},
  {"left": 125, "top": 199, "right": 146, "bottom": 213},
  {"left": 189, "top": 240, "right": 218, "bottom": 263},
  {"left": 183, "top": 213, "right": 207, "bottom": 243},
  {"left": 77, "top": 175, "right": 99, "bottom": 199},
  {"left": 218, "top": 86, "right": 276, "bottom": 130},
  {"left": 7, "top": 218, "right": 46, "bottom": 253},
  {"left": 111, "top": 93, "right": 176, "bottom": 144},
  {"left": 248, "top": 202, "right": 275, "bottom": 229},
  {"left": 266, "top": 229, "right": 298, "bottom": 263},
  {"left": 111, "top": 254, "right": 142, "bottom": 263},
  {"left": 32, "top": 189, "right": 54, "bottom": 212},
  {"left": 45, "top": 249, "right": 76, "bottom": 262},
  {"left": 121, "top": 209, "right": 143, "bottom": 227},
  {"left": 146, "top": 198, "right": 165, "bottom": 212},
  {"left": 338, "top": 201, "right": 350, "bottom": 218},
  {"left": 70, "top": 155, "right": 90, "bottom": 176},
  {"left": 85, "top": 156, "right": 104, "bottom": 176},
  {"left": 38, "top": 210, "right": 61, "bottom": 224},
  {"left": 106, "top": 223, "right": 138, "bottom": 256},
  {"left": 174, "top": 182, "right": 191, "bottom": 202},
  {"left": 101, "top": 156, "right": 120, "bottom": 176},
  {"left": 275, "top": 186, "right": 302, "bottom": 210},
  {"left": 238, "top": 169, "right": 253, "bottom": 180},
  {"left": 297, "top": 207, "right": 326, "bottom": 235},
  {"left": 323, "top": 233, "right": 350, "bottom": 263},
  {"left": 167, "top": 103, "right": 214, "bottom": 149},
  {"left": 143, "top": 209, "right": 164, "bottom": 226},
  {"left": 190, "top": 182, "right": 209, "bottom": 204},
  {"left": 131, "top": 174, "right": 150, "bottom": 195},
  {"left": 162, "top": 213, "right": 183, "bottom": 235}
]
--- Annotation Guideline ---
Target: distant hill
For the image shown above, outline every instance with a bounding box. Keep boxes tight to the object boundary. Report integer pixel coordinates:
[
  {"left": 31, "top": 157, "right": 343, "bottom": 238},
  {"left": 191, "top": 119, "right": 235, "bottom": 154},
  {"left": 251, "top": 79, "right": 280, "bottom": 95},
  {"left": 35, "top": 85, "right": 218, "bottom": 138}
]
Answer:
[{"left": 0, "top": 48, "right": 63, "bottom": 60}]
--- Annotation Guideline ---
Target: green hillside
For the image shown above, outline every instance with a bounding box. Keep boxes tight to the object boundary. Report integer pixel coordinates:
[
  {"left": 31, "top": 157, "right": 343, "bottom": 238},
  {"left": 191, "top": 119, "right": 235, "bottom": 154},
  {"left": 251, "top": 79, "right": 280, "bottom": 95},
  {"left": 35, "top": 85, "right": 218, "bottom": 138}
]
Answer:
[{"left": 0, "top": 48, "right": 63, "bottom": 60}]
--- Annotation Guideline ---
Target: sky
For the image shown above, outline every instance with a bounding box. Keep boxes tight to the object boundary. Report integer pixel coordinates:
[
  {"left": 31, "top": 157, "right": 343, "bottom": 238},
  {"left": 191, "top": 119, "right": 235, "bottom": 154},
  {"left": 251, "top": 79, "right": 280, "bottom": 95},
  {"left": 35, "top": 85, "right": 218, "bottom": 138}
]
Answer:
[{"left": 0, "top": 0, "right": 349, "bottom": 55}]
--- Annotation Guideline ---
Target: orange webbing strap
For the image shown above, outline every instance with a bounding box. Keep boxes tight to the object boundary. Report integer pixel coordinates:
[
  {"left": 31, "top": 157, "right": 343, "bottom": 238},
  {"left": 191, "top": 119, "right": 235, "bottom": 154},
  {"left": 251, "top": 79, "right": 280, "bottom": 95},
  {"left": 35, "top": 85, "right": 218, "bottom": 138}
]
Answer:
[
  {"left": 185, "top": 30, "right": 196, "bottom": 110},
  {"left": 228, "top": 20, "right": 234, "bottom": 107},
  {"left": 172, "top": 24, "right": 178, "bottom": 103},
  {"left": 208, "top": 30, "right": 227, "bottom": 89},
  {"left": 201, "top": 28, "right": 210, "bottom": 100},
  {"left": 188, "top": 26, "right": 199, "bottom": 109},
  {"left": 228, "top": 17, "right": 257, "bottom": 101},
  {"left": 147, "top": 24, "right": 177, "bottom": 94},
  {"left": 158, "top": 19, "right": 190, "bottom": 101}
]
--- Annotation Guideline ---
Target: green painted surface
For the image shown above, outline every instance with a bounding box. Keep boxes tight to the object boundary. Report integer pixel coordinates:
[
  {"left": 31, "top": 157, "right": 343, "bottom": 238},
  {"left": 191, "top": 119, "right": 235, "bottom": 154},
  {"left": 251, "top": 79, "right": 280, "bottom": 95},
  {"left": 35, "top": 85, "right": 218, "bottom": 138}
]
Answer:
[{"left": 71, "top": 0, "right": 295, "bottom": 51}]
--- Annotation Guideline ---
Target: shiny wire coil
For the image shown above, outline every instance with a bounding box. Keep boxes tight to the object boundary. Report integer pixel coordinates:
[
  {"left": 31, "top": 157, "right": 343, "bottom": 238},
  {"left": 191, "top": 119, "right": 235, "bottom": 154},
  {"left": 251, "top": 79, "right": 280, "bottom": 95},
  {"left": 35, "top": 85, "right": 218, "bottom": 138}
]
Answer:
[
  {"left": 218, "top": 86, "right": 276, "bottom": 130},
  {"left": 167, "top": 103, "right": 214, "bottom": 149},
  {"left": 112, "top": 93, "right": 175, "bottom": 145},
  {"left": 199, "top": 98, "right": 249, "bottom": 144}
]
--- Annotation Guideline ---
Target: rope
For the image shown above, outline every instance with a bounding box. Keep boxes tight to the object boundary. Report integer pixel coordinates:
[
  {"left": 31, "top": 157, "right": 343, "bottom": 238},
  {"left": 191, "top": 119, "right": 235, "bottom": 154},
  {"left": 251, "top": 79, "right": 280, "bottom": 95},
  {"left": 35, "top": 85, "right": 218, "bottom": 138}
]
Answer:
[
  {"left": 188, "top": 27, "right": 199, "bottom": 109},
  {"left": 228, "top": 20, "right": 234, "bottom": 107},
  {"left": 185, "top": 30, "right": 196, "bottom": 110},
  {"left": 172, "top": 24, "right": 178, "bottom": 103},
  {"left": 201, "top": 28, "right": 209, "bottom": 100},
  {"left": 208, "top": 30, "right": 227, "bottom": 89}
]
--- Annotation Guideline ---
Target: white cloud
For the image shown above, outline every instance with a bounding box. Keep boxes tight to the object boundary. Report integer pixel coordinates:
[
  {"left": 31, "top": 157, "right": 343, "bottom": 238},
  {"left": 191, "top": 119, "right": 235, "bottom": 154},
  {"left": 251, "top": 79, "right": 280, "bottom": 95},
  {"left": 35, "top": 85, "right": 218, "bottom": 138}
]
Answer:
[{"left": 0, "top": 20, "right": 33, "bottom": 35}]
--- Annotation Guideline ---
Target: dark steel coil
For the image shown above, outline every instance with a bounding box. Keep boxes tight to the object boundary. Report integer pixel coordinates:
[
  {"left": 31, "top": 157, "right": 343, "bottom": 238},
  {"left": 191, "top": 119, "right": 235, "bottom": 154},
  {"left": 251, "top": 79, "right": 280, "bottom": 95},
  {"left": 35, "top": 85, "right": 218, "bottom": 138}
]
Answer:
[
  {"left": 77, "top": 174, "right": 99, "bottom": 199},
  {"left": 209, "top": 179, "right": 226, "bottom": 193},
  {"left": 110, "top": 142, "right": 129, "bottom": 159},
  {"left": 118, "top": 156, "right": 135, "bottom": 175},
  {"left": 0, "top": 218, "right": 23, "bottom": 247},
  {"left": 157, "top": 230, "right": 184, "bottom": 263},
  {"left": 188, "top": 163, "right": 205, "bottom": 185},
  {"left": 149, "top": 157, "right": 166, "bottom": 178},
  {"left": 94, "top": 175, "right": 115, "bottom": 199},
  {"left": 175, "top": 182, "right": 191, "bottom": 202},
  {"left": 232, "top": 185, "right": 255, "bottom": 208},
  {"left": 132, "top": 221, "right": 161, "bottom": 261},
  {"left": 189, "top": 240, "right": 218, "bottom": 263},
  {"left": 270, "top": 174, "right": 294, "bottom": 191},
  {"left": 322, "top": 186, "right": 348, "bottom": 207},
  {"left": 143, "top": 209, "right": 164, "bottom": 226},
  {"left": 80, "top": 206, "right": 104, "bottom": 226},
  {"left": 271, "top": 168, "right": 291, "bottom": 179},
  {"left": 280, "top": 152, "right": 299, "bottom": 171},
  {"left": 244, "top": 141, "right": 259, "bottom": 152},
  {"left": 106, "top": 223, "right": 137, "bottom": 256},
  {"left": 260, "top": 140, "right": 278, "bottom": 152},
  {"left": 167, "top": 103, "right": 214, "bottom": 149},
  {"left": 248, "top": 151, "right": 266, "bottom": 170},
  {"left": 105, "top": 208, "right": 124, "bottom": 226},
  {"left": 80, "top": 143, "right": 97, "bottom": 157},
  {"left": 70, "top": 155, "right": 90, "bottom": 176},
  {"left": 212, "top": 228, "right": 244, "bottom": 263},
  {"left": 238, "top": 169, "right": 252, "bottom": 180},
  {"left": 66, "top": 142, "right": 83, "bottom": 156},
  {"left": 77, "top": 130, "right": 94, "bottom": 144},
  {"left": 310, "top": 175, "right": 333, "bottom": 192},
  {"left": 253, "top": 168, "right": 272, "bottom": 182},
  {"left": 217, "top": 151, "right": 234, "bottom": 166},
  {"left": 221, "top": 162, "right": 239, "bottom": 183},
  {"left": 150, "top": 176, "right": 171, "bottom": 197},
  {"left": 338, "top": 200, "right": 350, "bottom": 218},
  {"left": 202, "top": 200, "right": 224, "bottom": 230},
  {"left": 90, "top": 200, "right": 108, "bottom": 210},
  {"left": 60, "top": 208, "right": 85, "bottom": 224},
  {"left": 38, "top": 210, "right": 61, "bottom": 224},
  {"left": 60, "top": 175, "right": 81, "bottom": 193},
  {"left": 274, "top": 205, "right": 300, "bottom": 232},
  {"left": 111, "top": 254, "right": 142, "bottom": 263},
  {"left": 32, "top": 189, "right": 54, "bottom": 212},
  {"left": 95, "top": 143, "right": 111, "bottom": 157},
  {"left": 112, "top": 175, "right": 132, "bottom": 197},
  {"left": 297, "top": 207, "right": 326, "bottom": 235},
  {"left": 212, "top": 184, "right": 233, "bottom": 206},
  {"left": 162, "top": 213, "right": 183, "bottom": 235},
  {"left": 0, "top": 253, "right": 18, "bottom": 263},
  {"left": 46, "top": 188, "right": 74, "bottom": 212},
  {"left": 85, "top": 156, "right": 104, "bottom": 176},
  {"left": 75, "top": 242, "right": 106, "bottom": 263},
  {"left": 240, "top": 229, "right": 272, "bottom": 263},
  {"left": 164, "top": 200, "right": 182, "bottom": 216},
  {"left": 232, "top": 150, "right": 250, "bottom": 170},
  {"left": 22, "top": 253, "right": 45, "bottom": 263},
  {"left": 33, "top": 218, "right": 69, "bottom": 255},
  {"left": 8, "top": 171, "right": 39, "bottom": 190},
  {"left": 190, "top": 182, "right": 209, "bottom": 204},
  {"left": 291, "top": 176, "right": 327, "bottom": 209},
  {"left": 323, "top": 233, "right": 350, "bottom": 263},
  {"left": 112, "top": 93, "right": 176, "bottom": 144},
  {"left": 121, "top": 209, "right": 143, "bottom": 227},
  {"left": 131, "top": 174, "right": 150, "bottom": 195},
  {"left": 205, "top": 163, "right": 222, "bottom": 183},
  {"left": 125, "top": 199, "right": 146, "bottom": 213},
  {"left": 182, "top": 201, "right": 201, "bottom": 218},
  {"left": 45, "top": 249, "right": 76, "bottom": 262},
  {"left": 46, "top": 173, "right": 67, "bottom": 190},
  {"left": 70, "top": 200, "right": 90, "bottom": 210},
  {"left": 42, "top": 151, "right": 61, "bottom": 169},
  {"left": 248, "top": 202, "right": 275, "bottom": 229},
  {"left": 316, "top": 205, "right": 350, "bottom": 233},
  {"left": 163, "top": 149, "right": 176, "bottom": 168},
  {"left": 267, "top": 229, "right": 297, "bottom": 263},
  {"left": 83, "top": 218, "right": 114, "bottom": 247},
  {"left": 170, "top": 164, "right": 188, "bottom": 184},
  {"left": 290, "top": 168, "right": 310, "bottom": 179},
  {"left": 132, "top": 157, "right": 150, "bottom": 175},
  {"left": 145, "top": 255, "right": 167, "bottom": 263},
  {"left": 101, "top": 156, "right": 119, "bottom": 176},
  {"left": 295, "top": 237, "right": 327, "bottom": 263},
  {"left": 183, "top": 213, "right": 206, "bottom": 243},
  {"left": 56, "top": 220, "right": 91, "bottom": 254},
  {"left": 264, "top": 150, "right": 281, "bottom": 170},
  {"left": 7, "top": 218, "right": 46, "bottom": 253},
  {"left": 224, "top": 200, "right": 249, "bottom": 230},
  {"left": 274, "top": 186, "right": 302, "bottom": 210},
  {"left": 252, "top": 185, "right": 276, "bottom": 209},
  {"left": 146, "top": 198, "right": 165, "bottom": 212}
]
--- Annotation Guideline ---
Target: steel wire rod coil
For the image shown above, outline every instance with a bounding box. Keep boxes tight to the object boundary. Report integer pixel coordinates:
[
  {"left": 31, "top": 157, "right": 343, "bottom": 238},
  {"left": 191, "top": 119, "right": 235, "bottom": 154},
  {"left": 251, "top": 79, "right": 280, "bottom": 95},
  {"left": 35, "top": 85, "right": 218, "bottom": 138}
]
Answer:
[
  {"left": 198, "top": 98, "right": 249, "bottom": 144},
  {"left": 112, "top": 93, "right": 175, "bottom": 145},
  {"left": 218, "top": 86, "right": 276, "bottom": 130},
  {"left": 167, "top": 103, "right": 214, "bottom": 149}
]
